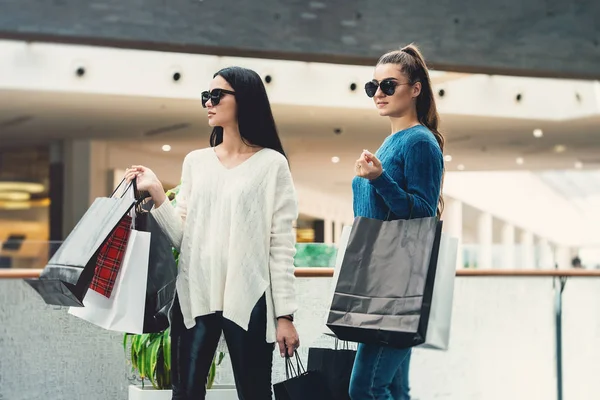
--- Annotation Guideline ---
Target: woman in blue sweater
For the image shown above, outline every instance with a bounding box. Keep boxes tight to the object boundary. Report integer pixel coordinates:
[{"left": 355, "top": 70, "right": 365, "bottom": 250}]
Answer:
[{"left": 349, "top": 44, "right": 445, "bottom": 400}]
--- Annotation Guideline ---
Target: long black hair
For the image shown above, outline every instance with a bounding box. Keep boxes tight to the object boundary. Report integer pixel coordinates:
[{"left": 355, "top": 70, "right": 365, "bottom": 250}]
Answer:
[{"left": 209, "top": 66, "right": 287, "bottom": 158}]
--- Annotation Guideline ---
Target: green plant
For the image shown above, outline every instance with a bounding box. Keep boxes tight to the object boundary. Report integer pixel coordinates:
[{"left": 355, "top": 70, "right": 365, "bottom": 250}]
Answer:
[
  {"left": 123, "top": 331, "right": 225, "bottom": 390},
  {"left": 294, "top": 243, "right": 338, "bottom": 267},
  {"left": 124, "top": 184, "right": 225, "bottom": 390}
]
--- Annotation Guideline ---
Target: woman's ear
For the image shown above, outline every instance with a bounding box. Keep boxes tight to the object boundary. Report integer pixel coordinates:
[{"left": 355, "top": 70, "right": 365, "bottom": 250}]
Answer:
[{"left": 412, "top": 81, "right": 422, "bottom": 99}]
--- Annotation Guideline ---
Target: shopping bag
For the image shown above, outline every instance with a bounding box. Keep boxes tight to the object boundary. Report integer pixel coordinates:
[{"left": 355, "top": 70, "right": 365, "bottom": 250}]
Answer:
[
  {"left": 25, "top": 180, "right": 138, "bottom": 306},
  {"left": 68, "top": 230, "right": 151, "bottom": 333},
  {"left": 326, "top": 216, "right": 443, "bottom": 349},
  {"left": 274, "top": 351, "right": 331, "bottom": 400},
  {"left": 136, "top": 199, "right": 178, "bottom": 333},
  {"left": 89, "top": 215, "right": 132, "bottom": 298},
  {"left": 307, "top": 341, "right": 356, "bottom": 400},
  {"left": 323, "top": 225, "right": 351, "bottom": 336},
  {"left": 418, "top": 233, "right": 458, "bottom": 350}
]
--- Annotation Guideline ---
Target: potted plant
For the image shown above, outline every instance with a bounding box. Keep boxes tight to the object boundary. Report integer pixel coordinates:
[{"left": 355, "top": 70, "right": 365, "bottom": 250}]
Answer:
[
  {"left": 126, "top": 185, "right": 236, "bottom": 399},
  {"left": 125, "top": 331, "right": 234, "bottom": 400}
]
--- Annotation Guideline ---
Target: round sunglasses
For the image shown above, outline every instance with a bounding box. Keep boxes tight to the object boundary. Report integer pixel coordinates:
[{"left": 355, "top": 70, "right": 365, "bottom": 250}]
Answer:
[
  {"left": 201, "top": 88, "right": 236, "bottom": 108},
  {"left": 364, "top": 79, "right": 412, "bottom": 98}
]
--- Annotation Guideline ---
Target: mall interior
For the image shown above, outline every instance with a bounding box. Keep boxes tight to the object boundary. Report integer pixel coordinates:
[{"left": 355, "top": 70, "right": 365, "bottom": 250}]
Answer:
[{"left": 1, "top": 1, "right": 600, "bottom": 399}]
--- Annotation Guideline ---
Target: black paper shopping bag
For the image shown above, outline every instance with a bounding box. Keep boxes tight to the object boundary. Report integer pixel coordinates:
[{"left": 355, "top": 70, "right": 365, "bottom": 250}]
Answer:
[
  {"left": 274, "top": 351, "right": 331, "bottom": 400},
  {"left": 307, "top": 342, "right": 356, "bottom": 400},
  {"left": 136, "top": 199, "right": 177, "bottom": 333},
  {"left": 327, "top": 216, "right": 443, "bottom": 349}
]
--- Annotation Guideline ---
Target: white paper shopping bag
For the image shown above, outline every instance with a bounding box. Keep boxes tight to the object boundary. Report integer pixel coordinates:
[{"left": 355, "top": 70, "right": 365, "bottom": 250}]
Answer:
[
  {"left": 69, "top": 230, "right": 150, "bottom": 333},
  {"left": 324, "top": 225, "right": 352, "bottom": 335},
  {"left": 419, "top": 233, "right": 458, "bottom": 350}
]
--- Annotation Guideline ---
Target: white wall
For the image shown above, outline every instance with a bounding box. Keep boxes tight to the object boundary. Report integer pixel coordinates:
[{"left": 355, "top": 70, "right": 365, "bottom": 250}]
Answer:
[{"left": 444, "top": 171, "right": 595, "bottom": 247}]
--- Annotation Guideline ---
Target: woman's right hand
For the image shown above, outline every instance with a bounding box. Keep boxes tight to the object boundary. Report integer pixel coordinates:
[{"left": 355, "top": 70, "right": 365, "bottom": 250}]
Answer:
[{"left": 124, "top": 165, "right": 162, "bottom": 195}]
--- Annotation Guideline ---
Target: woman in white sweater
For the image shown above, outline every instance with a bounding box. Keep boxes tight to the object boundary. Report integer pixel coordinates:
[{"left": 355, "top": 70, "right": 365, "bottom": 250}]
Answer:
[{"left": 125, "top": 66, "right": 300, "bottom": 400}]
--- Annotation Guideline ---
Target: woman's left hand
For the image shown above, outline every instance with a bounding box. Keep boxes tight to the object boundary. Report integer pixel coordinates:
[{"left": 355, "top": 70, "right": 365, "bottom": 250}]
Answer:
[
  {"left": 276, "top": 318, "right": 300, "bottom": 358},
  {"left": 355, "top": 149, "right": 383, "bottom": 180}
]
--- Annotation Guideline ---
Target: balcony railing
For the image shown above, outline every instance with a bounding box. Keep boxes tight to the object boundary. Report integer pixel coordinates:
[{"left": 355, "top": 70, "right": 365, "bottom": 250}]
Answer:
[{"left": 1, "top": 241, "right": 600, "bottom": 399}]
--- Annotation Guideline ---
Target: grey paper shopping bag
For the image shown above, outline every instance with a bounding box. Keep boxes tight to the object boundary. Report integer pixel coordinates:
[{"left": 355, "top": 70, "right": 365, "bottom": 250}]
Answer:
[
  {"left": 327, "top": 216, "right": 442, "bottom": 348},
  {"left": 26, "top": 181, "right": 137, "bottom": 306}
]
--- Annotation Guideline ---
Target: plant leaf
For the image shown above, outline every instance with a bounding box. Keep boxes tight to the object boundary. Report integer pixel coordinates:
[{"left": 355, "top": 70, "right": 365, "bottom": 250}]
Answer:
[
  {"left": 207, "top": 358, "right": 216, "bottom": 390},
  {"left": 123, "top": 333, "right": 129, "bottom": 352},
  {"left": 163, "top": 329, "right": 171, "bottom": 371},
  {"left": 148, "top": 336, "right": 161, "bottom": 389},
  {"left": 217, "top": 351, "right": 225, "bottom": 366}
]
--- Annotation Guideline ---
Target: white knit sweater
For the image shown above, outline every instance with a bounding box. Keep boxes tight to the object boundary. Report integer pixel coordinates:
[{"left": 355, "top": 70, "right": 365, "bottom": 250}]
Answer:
[{"left": 151, "top": 147, "right": 298, "bottom": 343}]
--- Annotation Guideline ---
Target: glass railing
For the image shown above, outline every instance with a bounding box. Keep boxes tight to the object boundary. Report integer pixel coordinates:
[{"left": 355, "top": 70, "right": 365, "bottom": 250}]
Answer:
[
  {"left": 0, "top": 240, "right": 345, "bottom": 269},
  {"left": 0, "top": 240, "right": 63, "bottom": 269},
  {"left": 3, "top": 240, "right": 592, "bottom": 271}
]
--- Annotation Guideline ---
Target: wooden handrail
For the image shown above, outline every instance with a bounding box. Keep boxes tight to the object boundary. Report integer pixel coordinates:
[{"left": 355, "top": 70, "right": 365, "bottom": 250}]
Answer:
[
  {"left": 0, "top": 269, "right": 45, "bottom": 279},
  {"left": 294, "top": 268, "right": 600, "bottom": 278},
  {"left": 3, "top": 268, "right": 600, "bottom": 279}
]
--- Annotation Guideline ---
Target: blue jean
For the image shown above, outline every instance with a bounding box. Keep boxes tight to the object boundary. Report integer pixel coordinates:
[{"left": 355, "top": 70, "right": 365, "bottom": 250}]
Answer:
[{"left": 349, "top": 343, "right": 412, "bottom": 400}]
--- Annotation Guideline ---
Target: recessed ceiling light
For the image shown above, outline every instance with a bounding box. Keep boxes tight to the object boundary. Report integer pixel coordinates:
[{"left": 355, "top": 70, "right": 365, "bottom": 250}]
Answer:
[
  {"left": 444, "top": 154, "right": 453, "bottom": 162},
  {"left": 516, "top": 157, "right": 524, "bottom": 165},
  {"left": 162, "top": 144, "right": 172, "bottom": 152},
  {"left": 331, "top": 156, "right": 340, "bottom": 164},
  {"left": 0, "top": 201, "right": 30, "bottom": 210},
  {"left": 0, "top": 180, "right": 44, "bottom": 194},
  {"left": 457, "top": 164, "right": 465, "bottom": 171},
  {"left": 554, "top": 144, "right": 566, "bottom": 153},
  {"left": 574, "top": 161, "right": 583, "bottom": 169},
  {"left": 533, "top": 128, "right": 543, "bottom": 138},
  {"left": 0, "top": 192, "right": 30, "bottom": 201}
]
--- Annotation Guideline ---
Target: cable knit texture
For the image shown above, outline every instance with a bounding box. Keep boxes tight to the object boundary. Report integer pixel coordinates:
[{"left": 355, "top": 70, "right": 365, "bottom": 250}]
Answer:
[
  {"left": 151, "top": 147, "right": 298, "bottom": 344},
  {"left": 352, "top": 125, "right": 443, "bottom": 220}
]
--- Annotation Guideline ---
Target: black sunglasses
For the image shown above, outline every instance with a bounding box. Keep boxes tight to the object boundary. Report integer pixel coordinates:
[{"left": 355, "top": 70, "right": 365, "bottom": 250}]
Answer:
[
  {"left": 364, "top": 79, "right": 411, "bottom": 98},
  {"left": 201, "top": 88, "right": 236, "bottom": 108}
]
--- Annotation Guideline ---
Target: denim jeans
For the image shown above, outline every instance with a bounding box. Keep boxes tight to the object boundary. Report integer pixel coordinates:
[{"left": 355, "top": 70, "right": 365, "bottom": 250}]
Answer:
[
  {"left": 349, "top": 343, "right": 412, "bottom": 400},
  {"left": 170, "top": 295, "right": 274, "bottom": 400}
]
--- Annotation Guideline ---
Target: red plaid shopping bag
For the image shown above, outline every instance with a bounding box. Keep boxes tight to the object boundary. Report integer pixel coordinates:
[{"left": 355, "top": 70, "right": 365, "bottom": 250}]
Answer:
[{"left": 89, "top": 215, "right": 132, "bottom": 298}]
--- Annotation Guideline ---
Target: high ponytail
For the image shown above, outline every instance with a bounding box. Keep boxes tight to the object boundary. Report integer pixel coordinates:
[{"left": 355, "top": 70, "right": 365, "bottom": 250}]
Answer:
[{"left": 377, "top": 44, "right": 445, "bottom": 216}]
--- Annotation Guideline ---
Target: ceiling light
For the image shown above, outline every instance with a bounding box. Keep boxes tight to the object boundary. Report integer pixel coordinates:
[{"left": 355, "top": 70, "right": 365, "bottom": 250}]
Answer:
[
  {"left": 554, "top": 144, "right": 566, "bottom": 153},
  {"left": 574, "top": 161, "right": 583, "bottom": 169},
  {"left": 516, "top": 157, "right": 524, "bottom": 165},
  {"left": 0, "top": 180, "right": 44, "bottom": 194},
  {"left": 162, "top": 145, "right": 172, "bottom": 152},
  {"left": 0, "top": 192, "right": 30, "bottom": 201},
  {"left": 0, "top": 201, "right": 31, "bottom": 210},
  {"left": 331, "top": 156, "right": 340, "bottom": 164},
  {"left": 533, "top": 128, "right": 543, "bottom": 138},
  {"left": 457, "top": 164, "right": 465, "bottom": 171},
  {"left": 444, "top": 155, "right": 453, "bottom": 162}
]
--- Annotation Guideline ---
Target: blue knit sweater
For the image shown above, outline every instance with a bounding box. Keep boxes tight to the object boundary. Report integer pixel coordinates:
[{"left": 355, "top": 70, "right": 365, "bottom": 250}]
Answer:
[{"left": 352, "top": 125, "right": 444, "bottom": 220}]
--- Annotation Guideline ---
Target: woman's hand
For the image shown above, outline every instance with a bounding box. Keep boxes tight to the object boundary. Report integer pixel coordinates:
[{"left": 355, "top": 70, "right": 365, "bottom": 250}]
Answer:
[
  {"left": 355, "top": 149, "right": 383, "bottom": 180},
  {"left": 276, "top": 318, "right": 300, "bottom": 358},
  {"left": 124, "top": 165, "right": 166, "bottom": 205}
]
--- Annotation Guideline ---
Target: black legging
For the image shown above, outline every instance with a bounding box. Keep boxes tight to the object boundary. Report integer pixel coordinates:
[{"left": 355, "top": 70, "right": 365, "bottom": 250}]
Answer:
[{"left": 170, "top": 294, "right": 274, "bottom": 400}]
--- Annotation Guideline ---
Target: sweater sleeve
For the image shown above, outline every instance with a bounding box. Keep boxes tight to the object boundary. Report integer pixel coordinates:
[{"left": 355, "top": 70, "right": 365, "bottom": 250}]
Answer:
[
  {"left": 150, "top": 154, "right": 191, "bottom": 250},
  {"left": 369, "top": 140, "right": 443, "bottom": 218},
  {"left": 269, "top": 160, "right": 299, "bottom": 318}
]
